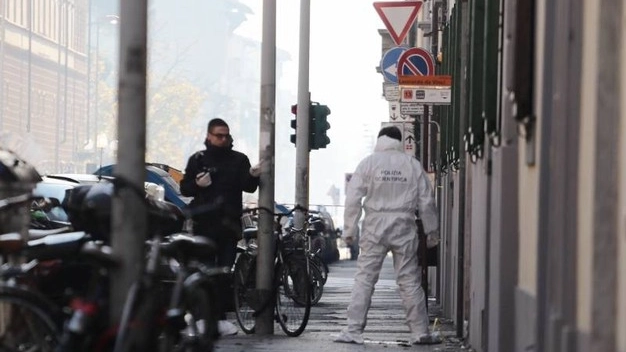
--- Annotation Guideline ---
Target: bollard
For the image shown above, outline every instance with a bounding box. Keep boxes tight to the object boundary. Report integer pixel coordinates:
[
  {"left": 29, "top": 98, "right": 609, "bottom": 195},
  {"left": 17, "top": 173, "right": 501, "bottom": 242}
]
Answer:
[{"left": 0, "top": 148, "right": 42, "bottom": 242}]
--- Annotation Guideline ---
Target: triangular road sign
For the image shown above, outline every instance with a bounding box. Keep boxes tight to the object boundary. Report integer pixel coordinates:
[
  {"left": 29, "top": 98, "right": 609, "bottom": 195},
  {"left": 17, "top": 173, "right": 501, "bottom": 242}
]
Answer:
[{"left": 373, "top": 1, "right": 423, "bottom": 46}]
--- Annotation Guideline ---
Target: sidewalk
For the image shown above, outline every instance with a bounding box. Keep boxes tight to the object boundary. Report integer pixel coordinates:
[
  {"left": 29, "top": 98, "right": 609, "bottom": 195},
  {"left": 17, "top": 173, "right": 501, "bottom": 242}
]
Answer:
[{"left": 215, "top": 256, "right": 468, "bottom": 352}]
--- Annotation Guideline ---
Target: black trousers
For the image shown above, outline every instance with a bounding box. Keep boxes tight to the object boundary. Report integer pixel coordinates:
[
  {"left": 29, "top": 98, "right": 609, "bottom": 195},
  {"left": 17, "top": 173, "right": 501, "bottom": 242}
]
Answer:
[{"left": 194, "top": 222, "right": 239, "bottom": 318}]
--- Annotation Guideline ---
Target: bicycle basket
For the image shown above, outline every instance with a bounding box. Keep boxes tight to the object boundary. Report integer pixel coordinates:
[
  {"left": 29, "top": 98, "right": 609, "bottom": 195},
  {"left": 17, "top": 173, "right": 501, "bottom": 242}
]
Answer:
[{"left": 241, "top": 212, "right": 256, "bottom": 229}]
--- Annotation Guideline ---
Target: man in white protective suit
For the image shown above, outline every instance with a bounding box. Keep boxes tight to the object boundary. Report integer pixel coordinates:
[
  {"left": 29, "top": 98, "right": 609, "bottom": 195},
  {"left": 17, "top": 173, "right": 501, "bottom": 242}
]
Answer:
[{"left": 333, "top": 126, "right": 441, "bottom": 345}]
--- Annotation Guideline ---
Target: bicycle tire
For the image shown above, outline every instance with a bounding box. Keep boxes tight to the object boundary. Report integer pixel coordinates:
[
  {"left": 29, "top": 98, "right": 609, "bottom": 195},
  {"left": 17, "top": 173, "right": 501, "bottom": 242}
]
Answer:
[
  {"left": 233, "top": 253, "right": 256, "bottom": 334},
  {"left": 275, "top": 259, "right": 310, "bottom": 337},
  {"left": 308, "top": 261, "right": 324, "bottom": 306},
  {"left": 161, "top": 283, "right": 217, "bottom": 352},
  {"left": 114, "top": 284, "right": 163, "bottom": 352},
  {"left": 315, "top": 255, "right": 329, "bottom": 285},
  {"left": 0, "top": 287, "right": 60, "bottom": 351}
]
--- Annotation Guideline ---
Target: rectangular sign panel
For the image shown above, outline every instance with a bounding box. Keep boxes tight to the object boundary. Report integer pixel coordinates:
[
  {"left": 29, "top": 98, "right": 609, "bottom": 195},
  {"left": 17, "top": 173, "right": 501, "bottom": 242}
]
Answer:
[
  {"left": 383, "top": 83, "right": 400, "bottom": 101},
  {"left": 398, "top": 75, "right": 452, "bottom": 86},
  {"left": 400, "top": 102, "right": 424, "bottom": 115},
  {"left": 389, "top": 101, "right": 414, "bottom": 121},
  {"left": 400, "top": 87, "right": 452, "bottom": 105}
]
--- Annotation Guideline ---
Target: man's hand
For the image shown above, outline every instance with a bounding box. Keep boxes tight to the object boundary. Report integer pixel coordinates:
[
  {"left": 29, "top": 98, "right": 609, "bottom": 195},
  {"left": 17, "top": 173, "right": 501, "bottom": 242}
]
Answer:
[
  {"left": 343, "top": 235, "right": 355, "bottom": 246},
  {"left": 250, "top": 161, "right": 265, "bottom": 177},
  {"left": 195, "top": 171, "right": 212, "bottom": 187},
  {"left": 426, "top": 232, "right": 440, "bottom": 249}
]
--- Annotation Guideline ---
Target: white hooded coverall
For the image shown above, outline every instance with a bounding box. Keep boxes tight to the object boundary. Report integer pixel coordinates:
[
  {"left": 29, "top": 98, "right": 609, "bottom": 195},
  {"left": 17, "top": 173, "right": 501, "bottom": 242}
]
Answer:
[{"left": 343, "top": 135, "right": 439, "bottom": 337}]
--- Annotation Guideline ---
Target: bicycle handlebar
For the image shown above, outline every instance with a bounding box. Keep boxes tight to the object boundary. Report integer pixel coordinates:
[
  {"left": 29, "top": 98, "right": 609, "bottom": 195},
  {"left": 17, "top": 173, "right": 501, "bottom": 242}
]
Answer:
[
  {"left": 242, "top": 204, "right": 308, "bottom": 219},
  {"left": 0, "top": 193, "right": 31, "bottom": 210}
]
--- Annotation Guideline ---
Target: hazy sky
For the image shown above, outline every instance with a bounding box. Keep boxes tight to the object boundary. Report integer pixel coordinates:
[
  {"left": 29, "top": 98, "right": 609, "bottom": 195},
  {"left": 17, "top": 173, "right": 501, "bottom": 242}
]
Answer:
[{"left": 234, "top": 0, "right": 389, "bottom": 210}]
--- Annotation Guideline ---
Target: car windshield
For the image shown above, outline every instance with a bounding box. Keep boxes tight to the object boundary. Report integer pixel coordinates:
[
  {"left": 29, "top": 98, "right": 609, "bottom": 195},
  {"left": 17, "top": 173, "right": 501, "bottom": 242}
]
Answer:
[
  {"left": 147, "top": 166, "right": 183, "bottom": 195},
  {"left": 32, "top": 182, "right": 75, "bottom": 222}
]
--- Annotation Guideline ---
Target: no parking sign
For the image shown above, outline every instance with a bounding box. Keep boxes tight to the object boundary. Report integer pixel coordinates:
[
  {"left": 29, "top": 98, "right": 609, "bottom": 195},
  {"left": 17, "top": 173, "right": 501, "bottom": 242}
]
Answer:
[{"left": 397, "top": 47, "right": 435, "bottom": 77}]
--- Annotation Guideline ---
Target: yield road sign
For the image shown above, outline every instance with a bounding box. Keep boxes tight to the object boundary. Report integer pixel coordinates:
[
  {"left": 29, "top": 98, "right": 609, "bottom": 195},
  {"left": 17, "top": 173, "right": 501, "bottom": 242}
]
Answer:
[
  {"left": 373, "top": 1, "right": 423, "bottom": 46},
  {"left": 380, "top": 46, "right": 408, "bottom": 83},
  {"left": 397, "top": 47, "right": 435, "bottom": 77}
]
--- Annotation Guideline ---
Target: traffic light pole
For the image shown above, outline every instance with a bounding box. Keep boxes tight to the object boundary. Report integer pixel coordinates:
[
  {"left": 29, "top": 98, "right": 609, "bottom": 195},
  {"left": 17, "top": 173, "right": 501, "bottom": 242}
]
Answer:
[
  {"left": 294, "top": 0, "right": 311, "bottom": 230},
  {"left": 256, "top": 0, "right": 277, "bottom": 335}
]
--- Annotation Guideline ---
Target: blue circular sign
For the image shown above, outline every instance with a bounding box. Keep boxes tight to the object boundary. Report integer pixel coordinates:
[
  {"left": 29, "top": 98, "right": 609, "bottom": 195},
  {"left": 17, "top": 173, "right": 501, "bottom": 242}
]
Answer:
[{"left": 380, "top": 46, "right": 408, "bottom": 83}]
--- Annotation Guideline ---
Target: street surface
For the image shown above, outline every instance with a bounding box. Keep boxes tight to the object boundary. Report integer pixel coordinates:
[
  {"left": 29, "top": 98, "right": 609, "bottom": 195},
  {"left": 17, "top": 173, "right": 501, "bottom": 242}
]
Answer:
[{"left": 216, "top": 256, "right": 468, "bottom": 352}]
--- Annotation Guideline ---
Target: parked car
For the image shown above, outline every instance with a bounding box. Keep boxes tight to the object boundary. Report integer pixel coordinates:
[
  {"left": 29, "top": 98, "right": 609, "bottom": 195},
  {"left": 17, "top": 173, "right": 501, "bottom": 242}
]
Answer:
[
  {"left": 147, "top": 163, "right": 184, "bottom": 184},
  {"left": 46, "top": 173, "right": 111, "bottom": 185},
  {"left": 30, "top": 174, "right": 116, "bottom": 230},
  {"left": 31, "top": 174, "right": 166, "bottom": 230},
  {"left": 94, "top": 164, "right": 191, "bottom": 209},
  {"left": 308, "top": 209, "right": 340, "bottom": 264}
]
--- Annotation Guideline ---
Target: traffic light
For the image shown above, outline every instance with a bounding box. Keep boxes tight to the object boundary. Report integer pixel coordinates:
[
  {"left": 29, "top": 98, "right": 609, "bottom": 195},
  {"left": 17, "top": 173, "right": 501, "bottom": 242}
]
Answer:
[
  {"left": 290, "top": 103, "right": 315, "bottom": 150},
  {"left": 290, "top": 104, "right": 297, "bottom": 145},
  {"left": 310, "top": 103, "right": 331, "bottom": 149}
]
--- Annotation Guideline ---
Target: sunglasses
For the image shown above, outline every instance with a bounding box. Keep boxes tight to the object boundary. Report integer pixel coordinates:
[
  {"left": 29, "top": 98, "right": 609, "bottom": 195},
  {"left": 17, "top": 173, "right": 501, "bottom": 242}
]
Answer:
[{"left": 210, "top": 132, "right": 231, "bottom": 139}]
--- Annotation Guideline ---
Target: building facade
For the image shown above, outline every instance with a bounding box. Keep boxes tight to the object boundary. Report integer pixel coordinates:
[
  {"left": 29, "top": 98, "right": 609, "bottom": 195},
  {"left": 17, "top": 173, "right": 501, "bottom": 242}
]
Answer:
[{"left": 1, "top": 0, "right": 89, "bottom": 173}]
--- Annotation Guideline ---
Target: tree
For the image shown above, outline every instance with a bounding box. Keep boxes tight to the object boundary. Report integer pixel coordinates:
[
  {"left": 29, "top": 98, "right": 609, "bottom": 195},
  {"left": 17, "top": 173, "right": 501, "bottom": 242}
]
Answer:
[{"left": 146, "top": 76, "right": 206, "bottom": 168}]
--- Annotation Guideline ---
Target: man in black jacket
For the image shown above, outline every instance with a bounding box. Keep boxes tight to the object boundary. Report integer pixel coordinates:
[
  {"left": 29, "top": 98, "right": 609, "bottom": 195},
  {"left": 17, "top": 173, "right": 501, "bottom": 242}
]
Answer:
[{"left": 180, "top": 118, "right": 260, "bottom": 336}]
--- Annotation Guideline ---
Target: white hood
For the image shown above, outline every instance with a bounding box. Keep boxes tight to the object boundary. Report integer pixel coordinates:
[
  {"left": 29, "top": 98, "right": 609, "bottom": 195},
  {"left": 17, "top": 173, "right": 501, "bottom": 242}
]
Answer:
[{"left": 374, "top": 135, "right": 403, "bottom": 153}]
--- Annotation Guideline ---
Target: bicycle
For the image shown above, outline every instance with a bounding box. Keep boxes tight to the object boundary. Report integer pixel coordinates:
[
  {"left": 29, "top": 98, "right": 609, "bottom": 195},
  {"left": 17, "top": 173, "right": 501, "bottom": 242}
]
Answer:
[
  {"left": 300, "top": 214, "right": 330, "bottom": 306},
  {"left": 0, "top": 182, "right": 225, "bottom": 352},
  {"left": 11, "top": 181, "right": 224, "bottom": 352},
  {"left": 233, "top": 205, "right": 312, "bottom": 337},
  {"left": 113, "top": 193, "right": 230, "bottom": 352},
  {"left": 0, "top": 229, "right": 116, "bottom": 352},
  {"left": 0, "top": 234, "right": 62, "bottom": 352},
  {"left": 0, "top": 193, "right": 65, "bottom": 351}
]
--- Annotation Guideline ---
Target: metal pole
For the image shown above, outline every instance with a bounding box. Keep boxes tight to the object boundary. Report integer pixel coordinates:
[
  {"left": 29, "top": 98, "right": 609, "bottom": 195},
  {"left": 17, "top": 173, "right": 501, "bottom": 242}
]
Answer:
[
  {"left": 86, "top": 0, "right": 93, "bottom": 147},
  {"left": 55, "top": 0, "right": 63, "bottom": 172},
  {"left": 63, "top": 1, "right": 70, "bottom": 144},
  {"left": 294, "top": 0, "right": 311, "bottom": 231},
  {"left": 426, "top": 119, "right": 441, "bottom": 299},
  {"left": 432, "top": 2, "right": 440, "bottom": 56},
  {"left": 27, "top": 0, "right": 32, "bottom": 132},
  {"left": 422, "top": 106, "right": 430, "bottom": 168},
  {"left": 110, "top": 0, "right": 148, "bottom": 323},
  {"left": 0, "top": 0, "right": 6, "bottom": 127},
  {"left": 94, "top": 22, "right": 100, "bottom": 157},
  {"left": 255, "top": 0, "right": 277, "bottom": 335},
  {"left": 456, "top": 0, "right": 469, "bottom": 338},
  {"left": 431, "top": 1, "right": 441, "bottom": 304}
]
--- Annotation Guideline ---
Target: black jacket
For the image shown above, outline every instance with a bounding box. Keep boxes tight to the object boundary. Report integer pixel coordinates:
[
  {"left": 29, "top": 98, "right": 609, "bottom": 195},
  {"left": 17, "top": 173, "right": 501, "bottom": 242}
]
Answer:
[{"left": 180, "top": 145, "right": 259, "bottom": 237}]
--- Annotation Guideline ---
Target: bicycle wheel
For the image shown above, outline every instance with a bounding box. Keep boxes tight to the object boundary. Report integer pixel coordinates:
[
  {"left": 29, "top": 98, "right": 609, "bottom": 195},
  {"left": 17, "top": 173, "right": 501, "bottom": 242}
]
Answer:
[
  {"left": 308, "top": 261, "right": 324, "bottom": 306},
  {"left": 114, "top": 284, "right": 163, "bottom": 352},
  {"left": 315, "top": 255, "right": 329, "bottom": 285},
  {"left": 233, "top": 253, "right": 256, "bottom": 334},
  {"left": 275, "top": 258, "right": 310, "bottom": 337},
  {"left": 0, "top": 287, "right": 60, "bottom": 351},
  {"left": 160, "top": 283, "right": 217, "bottom": 352}
]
